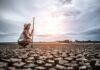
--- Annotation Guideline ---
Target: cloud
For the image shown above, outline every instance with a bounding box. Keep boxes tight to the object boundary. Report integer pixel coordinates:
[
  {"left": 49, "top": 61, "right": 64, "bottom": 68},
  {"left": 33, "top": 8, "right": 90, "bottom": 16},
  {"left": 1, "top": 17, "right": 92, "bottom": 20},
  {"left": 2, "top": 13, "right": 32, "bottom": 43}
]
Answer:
[
  {"left": 81, "top": 27, "right": 100, "bottom": 35},
  {"left": 0, "top": 32, "right": 19, "bottom": 36},
  {"left": 0, "top": 32, "right": 53, "bottom": 38},
  {"left": 36, "top": 34, "right": 52, "bottom": 37},
  {"left": 0, "top": 0, "right": 100, "bottom": 42},
  {"left": 58, "top": 0, "right": 72, "bottom": 4}
]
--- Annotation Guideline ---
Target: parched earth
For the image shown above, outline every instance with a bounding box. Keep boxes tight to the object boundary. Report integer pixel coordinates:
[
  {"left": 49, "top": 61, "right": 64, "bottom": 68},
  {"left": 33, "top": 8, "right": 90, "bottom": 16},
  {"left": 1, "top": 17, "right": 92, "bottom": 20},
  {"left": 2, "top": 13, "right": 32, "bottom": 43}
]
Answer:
[{"left": 0, "top": 43, "right": 100, "bottom": 70}]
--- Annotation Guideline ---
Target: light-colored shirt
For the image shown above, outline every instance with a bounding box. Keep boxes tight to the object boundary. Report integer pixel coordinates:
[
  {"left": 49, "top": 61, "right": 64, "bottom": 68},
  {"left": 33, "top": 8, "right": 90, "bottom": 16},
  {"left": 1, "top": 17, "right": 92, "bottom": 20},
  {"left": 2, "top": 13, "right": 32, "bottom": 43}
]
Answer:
[{"left": 18, "top": 32, "right": 32, "bottom": 41}]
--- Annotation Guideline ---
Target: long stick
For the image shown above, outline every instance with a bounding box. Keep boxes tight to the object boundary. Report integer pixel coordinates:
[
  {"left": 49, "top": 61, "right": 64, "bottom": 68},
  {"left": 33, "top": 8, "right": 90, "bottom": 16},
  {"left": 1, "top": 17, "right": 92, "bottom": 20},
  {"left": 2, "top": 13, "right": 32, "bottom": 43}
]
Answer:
[{"left": 32, "top": 17, "right": 35, "bottom": 43}]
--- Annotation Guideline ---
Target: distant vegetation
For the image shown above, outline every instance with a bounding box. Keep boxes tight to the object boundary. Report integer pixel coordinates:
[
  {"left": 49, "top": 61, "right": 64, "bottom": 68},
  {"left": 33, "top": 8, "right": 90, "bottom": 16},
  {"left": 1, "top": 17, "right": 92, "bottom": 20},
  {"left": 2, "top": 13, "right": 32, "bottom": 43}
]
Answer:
[
  {"left": 0, "top": 40, "right": 100, "bottom": 44},
  {"left": 57, "top": 40, "right": 100, "bottom": 43}
]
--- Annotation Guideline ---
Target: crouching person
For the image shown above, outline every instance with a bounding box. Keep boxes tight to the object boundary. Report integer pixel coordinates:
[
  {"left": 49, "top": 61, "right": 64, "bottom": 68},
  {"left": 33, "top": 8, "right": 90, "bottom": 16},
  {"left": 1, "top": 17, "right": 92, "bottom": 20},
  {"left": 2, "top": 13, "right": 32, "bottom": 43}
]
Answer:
[{"left": 18, "top": 23, "right": 33, "bottom": 48}]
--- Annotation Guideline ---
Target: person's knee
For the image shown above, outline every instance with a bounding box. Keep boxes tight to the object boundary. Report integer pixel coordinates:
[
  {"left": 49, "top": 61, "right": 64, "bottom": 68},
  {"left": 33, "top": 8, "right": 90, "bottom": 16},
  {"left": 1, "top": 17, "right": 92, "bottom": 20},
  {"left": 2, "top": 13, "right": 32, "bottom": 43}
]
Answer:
[
  {"left": 27, "top": 39, "right": 32, "bottom": 43},
  {"left": 18, "top": 41, "right": 23, "bottom": 46}
]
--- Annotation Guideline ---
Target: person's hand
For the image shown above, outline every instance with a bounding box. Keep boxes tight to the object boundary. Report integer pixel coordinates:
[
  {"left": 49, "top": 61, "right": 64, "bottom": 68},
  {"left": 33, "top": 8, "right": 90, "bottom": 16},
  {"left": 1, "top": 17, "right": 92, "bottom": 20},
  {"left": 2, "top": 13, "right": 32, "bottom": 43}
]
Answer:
[{"left": 31, "top": 29, "right": 34, "bottom": 33}]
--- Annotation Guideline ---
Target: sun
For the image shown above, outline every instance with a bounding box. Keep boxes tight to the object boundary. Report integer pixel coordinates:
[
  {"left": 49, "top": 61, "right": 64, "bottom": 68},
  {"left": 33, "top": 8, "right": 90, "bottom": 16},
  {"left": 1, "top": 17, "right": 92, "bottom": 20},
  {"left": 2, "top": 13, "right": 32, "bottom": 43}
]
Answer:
[
  {"left": 44, "top": 15, "right": 60, "bottom": 35},
  {"left": 46, "top": 23, "right": 58, "bottom": 35},
  {"left": 35, "top": 11, "right": 66, "bottom": 35}
]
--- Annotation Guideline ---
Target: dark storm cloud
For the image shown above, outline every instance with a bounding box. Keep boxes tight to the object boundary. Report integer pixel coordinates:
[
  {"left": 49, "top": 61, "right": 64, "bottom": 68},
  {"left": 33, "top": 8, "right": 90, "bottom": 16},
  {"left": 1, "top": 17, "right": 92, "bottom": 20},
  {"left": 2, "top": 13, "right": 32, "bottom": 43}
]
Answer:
[
  {"left": 0, "top": 0, "right": 35, "bottom": 34},
  {"left": 0, "top": 18, "right": 23, "bottom": 33},
  {"left": 0, "top": 0, "right": 36, "bottom": 13},
  {"left": 59, "top": 0, "right": 72, "bottom": 4},
  {"left": 81, "top": 27, "right": 100, "bottom": 35},
  {"left": 53, "top": 9, "right": 80, "bottom": 17},
  {"left": 71, "top": 0, "right": 100, "bottom": 35},
  {"left": 75, "top": 0, "right": 100, "bottom": 22}
]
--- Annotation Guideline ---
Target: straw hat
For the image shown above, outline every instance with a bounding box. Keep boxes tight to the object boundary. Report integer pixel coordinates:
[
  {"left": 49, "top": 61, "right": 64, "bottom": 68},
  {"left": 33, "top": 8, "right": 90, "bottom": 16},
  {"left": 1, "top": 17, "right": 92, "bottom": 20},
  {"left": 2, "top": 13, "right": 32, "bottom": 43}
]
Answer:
[{"left": 24, "top": 23, "right": 31, "bottom": 29}]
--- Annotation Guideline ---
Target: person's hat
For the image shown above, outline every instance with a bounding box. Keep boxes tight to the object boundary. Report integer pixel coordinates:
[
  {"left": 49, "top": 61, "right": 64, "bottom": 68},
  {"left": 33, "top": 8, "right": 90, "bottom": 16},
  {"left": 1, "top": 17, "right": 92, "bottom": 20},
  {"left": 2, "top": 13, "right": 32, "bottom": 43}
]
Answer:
[
  {"left": 24, "top": 23, "right": 31, "bottom": 29},
  {"left": 24, "top": 24, "right": 27, "bottom": 28}
]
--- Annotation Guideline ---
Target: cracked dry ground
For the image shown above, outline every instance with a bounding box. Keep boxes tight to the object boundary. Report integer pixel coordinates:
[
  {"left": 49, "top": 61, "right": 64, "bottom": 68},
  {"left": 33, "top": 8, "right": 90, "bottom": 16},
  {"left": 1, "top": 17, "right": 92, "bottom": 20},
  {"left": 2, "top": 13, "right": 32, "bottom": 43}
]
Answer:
[{"left": 0, "top": 43, "right": 100, "bottom": 70}]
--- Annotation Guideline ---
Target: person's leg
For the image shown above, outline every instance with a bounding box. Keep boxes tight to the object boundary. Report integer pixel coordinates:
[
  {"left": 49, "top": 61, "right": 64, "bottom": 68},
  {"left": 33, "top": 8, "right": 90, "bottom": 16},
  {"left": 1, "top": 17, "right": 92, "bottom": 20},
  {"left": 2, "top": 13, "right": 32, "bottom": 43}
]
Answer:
[
  {"left": 26, "top": 39, "right": 32, "bottom": 43},
  {"left": 18, "top": 41, "right": 23, "bottom": 46},
  {"left": 18, "top": 39, "right": 32, "bottom": 48},
  {"left": 24, "top": 39, "right": 32, "bottom": 48},
  {"left": 23, "top": 42, "right": 29, "bottom": 48},
  {"left": 18, "top": 40, "right": 27, "bottom": 48}
]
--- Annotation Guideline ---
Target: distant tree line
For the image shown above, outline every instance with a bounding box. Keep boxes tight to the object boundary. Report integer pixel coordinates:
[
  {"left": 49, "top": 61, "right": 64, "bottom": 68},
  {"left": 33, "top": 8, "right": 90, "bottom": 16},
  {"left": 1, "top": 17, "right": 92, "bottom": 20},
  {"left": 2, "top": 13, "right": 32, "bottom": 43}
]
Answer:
[
  {"left": 57, "top": 40, "right": 100, "bottom": 43},
  {"left": 57, "top": 40, "right": 72, "bottom": 43},
  {"left": 75, "top": 40, "right": 100, "bottom": 43}
]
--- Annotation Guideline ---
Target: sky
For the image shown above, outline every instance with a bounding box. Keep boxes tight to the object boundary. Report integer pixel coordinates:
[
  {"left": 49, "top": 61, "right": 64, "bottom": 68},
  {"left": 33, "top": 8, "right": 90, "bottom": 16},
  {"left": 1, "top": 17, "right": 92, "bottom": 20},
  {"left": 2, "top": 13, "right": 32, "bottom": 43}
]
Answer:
[{"left": 0, "top": 0, "right": 100, "bottom": 42}]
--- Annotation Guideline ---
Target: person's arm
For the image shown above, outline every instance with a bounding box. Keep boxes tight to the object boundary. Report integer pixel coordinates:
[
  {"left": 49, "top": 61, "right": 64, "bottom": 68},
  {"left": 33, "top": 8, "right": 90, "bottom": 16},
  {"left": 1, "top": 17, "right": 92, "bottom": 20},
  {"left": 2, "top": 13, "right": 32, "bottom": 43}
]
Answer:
[
  {"left": 29, "top": 29, "right": 34, "bottom": 36},
  {"left": 24, "top": 30, "right": 31, "bottom": 39}
]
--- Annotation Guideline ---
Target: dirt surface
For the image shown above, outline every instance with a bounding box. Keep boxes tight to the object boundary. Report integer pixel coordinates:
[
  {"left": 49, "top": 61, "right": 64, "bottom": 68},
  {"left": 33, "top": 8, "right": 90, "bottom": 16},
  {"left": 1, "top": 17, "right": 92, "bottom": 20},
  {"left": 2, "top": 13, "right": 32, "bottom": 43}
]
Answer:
[{"left": 0, "top": 43, "right": 100, "bottom": 70}]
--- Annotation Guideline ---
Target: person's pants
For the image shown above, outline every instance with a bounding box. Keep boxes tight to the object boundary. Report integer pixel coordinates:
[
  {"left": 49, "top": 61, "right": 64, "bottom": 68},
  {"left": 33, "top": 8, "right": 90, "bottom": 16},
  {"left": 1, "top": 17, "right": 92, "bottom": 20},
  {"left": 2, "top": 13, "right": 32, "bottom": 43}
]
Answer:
[{"left": 18, "top": 39, "right": 32, "bottom": 47}]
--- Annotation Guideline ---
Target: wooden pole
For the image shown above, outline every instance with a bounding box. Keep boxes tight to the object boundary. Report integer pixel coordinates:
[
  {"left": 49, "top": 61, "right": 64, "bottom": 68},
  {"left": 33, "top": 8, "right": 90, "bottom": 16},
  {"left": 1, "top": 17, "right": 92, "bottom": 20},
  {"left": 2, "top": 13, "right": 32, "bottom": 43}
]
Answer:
[
  {"left": 32, "top": 17, "right": 35, "bottom": 43},
  {"left": 31, "top": 17, "right": 35, "bottom": 47}
]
